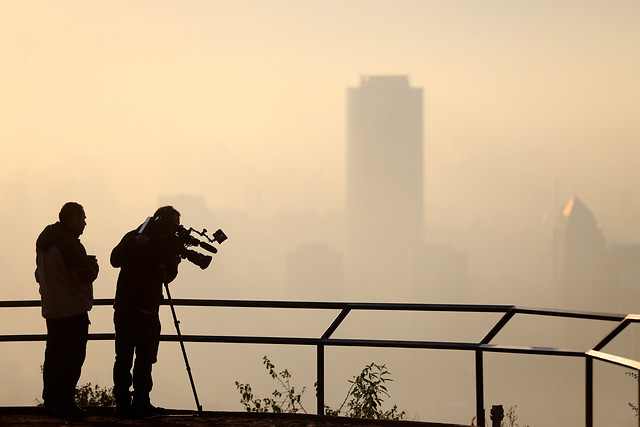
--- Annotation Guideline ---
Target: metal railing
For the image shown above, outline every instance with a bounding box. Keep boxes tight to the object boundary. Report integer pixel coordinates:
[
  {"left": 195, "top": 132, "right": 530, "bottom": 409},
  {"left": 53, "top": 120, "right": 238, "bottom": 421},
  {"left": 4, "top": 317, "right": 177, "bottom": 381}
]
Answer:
[{"left": 1, "top": 298, "right": 639, "bottom": 426}]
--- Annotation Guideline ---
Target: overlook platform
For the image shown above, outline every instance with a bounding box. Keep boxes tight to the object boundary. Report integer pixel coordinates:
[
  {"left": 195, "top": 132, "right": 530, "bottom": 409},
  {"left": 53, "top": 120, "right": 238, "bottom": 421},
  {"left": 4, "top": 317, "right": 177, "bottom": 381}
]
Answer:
[
  {"left": 0, "top": 407, "right": 468, "bottom": 427},
  {"left": 2, "top": 298, "right": 639, "bottom": 426}
]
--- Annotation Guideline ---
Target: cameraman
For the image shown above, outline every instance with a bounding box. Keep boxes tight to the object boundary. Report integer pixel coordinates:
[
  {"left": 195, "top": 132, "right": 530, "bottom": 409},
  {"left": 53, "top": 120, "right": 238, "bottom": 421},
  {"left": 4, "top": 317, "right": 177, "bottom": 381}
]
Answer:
[
  {"left": 110, "top": 206, "right": 182, "bottom": 418},
  {"left": 35, "top": 202, "right": 99, "bottom": 418}
]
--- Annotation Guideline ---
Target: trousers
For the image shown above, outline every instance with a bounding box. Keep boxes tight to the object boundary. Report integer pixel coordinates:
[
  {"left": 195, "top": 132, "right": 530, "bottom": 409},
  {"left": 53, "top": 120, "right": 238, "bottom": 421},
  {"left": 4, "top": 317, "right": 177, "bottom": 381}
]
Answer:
[
  {"left": 113, "top": 307, "right": 161, "bottom": 405},
  {"left": 43, "top": 312, "right": 89, "bottom": 409}
]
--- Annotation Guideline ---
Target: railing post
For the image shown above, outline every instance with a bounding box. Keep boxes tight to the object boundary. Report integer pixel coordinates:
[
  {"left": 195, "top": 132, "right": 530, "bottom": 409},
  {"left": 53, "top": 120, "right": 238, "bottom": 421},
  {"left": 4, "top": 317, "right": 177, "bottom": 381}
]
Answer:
[
  {"left": 317, "top": 306, "right": 350, "bottom": 417},
  {"left": 586, "top": 356, "right": 593, "bottom": 427},
  {"left": 317, "top": 344, "right": 325, "bottom": 415},
  {"left": 476, "top": 350, "right": 485, "bottom": 426}
]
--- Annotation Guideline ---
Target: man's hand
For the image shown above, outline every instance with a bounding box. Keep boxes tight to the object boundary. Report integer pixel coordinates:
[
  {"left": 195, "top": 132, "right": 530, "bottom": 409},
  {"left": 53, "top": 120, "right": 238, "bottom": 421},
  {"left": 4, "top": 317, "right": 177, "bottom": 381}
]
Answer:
[{"left": 135, "top": 234, "right": 150, "bottom": 247}]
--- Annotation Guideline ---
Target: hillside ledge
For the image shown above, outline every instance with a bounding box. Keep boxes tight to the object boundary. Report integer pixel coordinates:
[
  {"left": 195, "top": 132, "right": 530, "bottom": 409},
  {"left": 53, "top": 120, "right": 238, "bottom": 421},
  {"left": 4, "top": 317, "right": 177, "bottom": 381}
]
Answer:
[{"left": 0, "top": 406, "right": 470, "bottom": 426}]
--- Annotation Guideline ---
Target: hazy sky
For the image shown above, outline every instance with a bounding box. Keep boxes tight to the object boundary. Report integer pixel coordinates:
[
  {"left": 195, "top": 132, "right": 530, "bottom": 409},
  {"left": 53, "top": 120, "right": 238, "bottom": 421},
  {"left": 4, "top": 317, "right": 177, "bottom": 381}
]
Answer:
[
  {"left": 2, "top": 1, "right": 639, "bottom": 224},
  {"left": 1, "top": 1, "right": 640, "bottom": 424}
]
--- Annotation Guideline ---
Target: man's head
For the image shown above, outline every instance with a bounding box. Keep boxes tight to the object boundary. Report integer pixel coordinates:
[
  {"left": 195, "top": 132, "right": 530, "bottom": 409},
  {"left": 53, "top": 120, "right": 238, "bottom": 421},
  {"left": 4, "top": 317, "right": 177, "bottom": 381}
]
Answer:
[
  {"left": 59, "top": 202, "right": 87, "bottom": 235},
  {"left": 154, "top": 205, "right": 181, "bottom": 226}
]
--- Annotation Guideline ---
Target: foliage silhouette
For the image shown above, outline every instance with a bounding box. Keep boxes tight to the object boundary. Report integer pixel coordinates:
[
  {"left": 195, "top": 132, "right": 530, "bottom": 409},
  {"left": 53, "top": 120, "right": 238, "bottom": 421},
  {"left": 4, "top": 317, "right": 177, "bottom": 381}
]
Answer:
[
  {"left": 36, "top": 364, "right": 115, "bottom": 407},
  {"left": 235, "top": 356, "right": 405, "bottom": 420},
  {"left": 627, "top": 371, "right": 639, "bottom": 417},
  {"left": 235, "top": 356, "right": 308, "bottom": 413},
  {"left": 35, "top": 382, "right": 115, "bottom": 407},
  {"left": 74, "top": 382, "right": 115, "bottom": 407},
  {"left": 502, "top": 405, "right": 530, "bottom": 427}
]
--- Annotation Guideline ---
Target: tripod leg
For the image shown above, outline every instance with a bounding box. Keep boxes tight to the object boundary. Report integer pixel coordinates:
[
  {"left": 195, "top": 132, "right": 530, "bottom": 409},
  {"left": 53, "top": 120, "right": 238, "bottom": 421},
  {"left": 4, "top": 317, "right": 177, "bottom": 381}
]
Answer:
[{"left": 164, "top": 283, "right": 203, "bottom": 415}]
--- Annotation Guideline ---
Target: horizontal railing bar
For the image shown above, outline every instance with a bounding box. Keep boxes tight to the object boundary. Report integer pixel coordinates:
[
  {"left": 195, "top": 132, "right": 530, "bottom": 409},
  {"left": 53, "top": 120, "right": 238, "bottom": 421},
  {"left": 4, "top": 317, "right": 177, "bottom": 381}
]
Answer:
[
  {"left": 1, "top": 333, "right": 634, "bottom": 368},
  {"left": 161, "top": 335, "right": 320, "bottom": 345},
  {"left": 0, "top": 299, "right": 514, "bottom": 312},
  {"left": 159, "top": 300, "right": 515, "bottom": 312},
  {"left": 480, "top": 344, "right": 584, "bottom": 357},
  {"left": 0, "top": 333, "right": 115, "bottom": 342},
  {"left": 0, "top": 301, "right": 42, "bottom": 308},
  {"left": 339, "top": 303, "right": 514, "bottom": 312},
  {"left": 0, "top": 333, "right": 584, "bottom": 355},
  {"left": 514, "top": 306, "right": 626, "bottom": 322},
  {"left": 0, "top": 334, "right": 478, "bottom": 349},
  {"left": 0, "top": 334, "right": 476, "bottom": 349},
  {"left": 587, "top": 350, "right": 640, "bottom": 370},
  {"left": 161, "top": 299, "right": 349, "bottom": 310},
  {"left": 323, "top": 338, "right": 479, "bottom": 350},
  {"left": 3, "top": 300, "right": 629, "bottom": 322},
  {"left": 0, "top": 299, "right": 114, "bottom": 308},
  {"left": 151, "top": 336, "right": 589, "bottom": 357},
  {"left": 0, "top": 333, "right": 323, "bottom": 345},
  {"left": 0, "top": 334, "right": 47, "bottom": 342},
  {"left": 324, "top": 339, "right": 583, "bottom": 356}
]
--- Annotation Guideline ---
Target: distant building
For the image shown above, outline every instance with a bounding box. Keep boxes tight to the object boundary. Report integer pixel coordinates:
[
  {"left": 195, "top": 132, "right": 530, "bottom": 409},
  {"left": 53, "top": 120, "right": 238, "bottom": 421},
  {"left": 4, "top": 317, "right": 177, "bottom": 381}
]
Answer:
[
  {"left": 285, "top": 243, "right": 343, "bottom": 301},
  {"left": 553, "top": 197, "right": 612, "bottom": 311},
  {"left": 346, "top": 75, "right": 423, "bottom": 299}
]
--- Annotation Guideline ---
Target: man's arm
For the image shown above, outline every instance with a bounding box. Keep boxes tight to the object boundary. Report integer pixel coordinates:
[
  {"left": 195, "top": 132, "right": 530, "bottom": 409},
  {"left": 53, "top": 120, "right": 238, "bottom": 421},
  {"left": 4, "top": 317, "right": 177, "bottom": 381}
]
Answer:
[{"left": 57, "top": 237, "right": 99, "bottom": 285}]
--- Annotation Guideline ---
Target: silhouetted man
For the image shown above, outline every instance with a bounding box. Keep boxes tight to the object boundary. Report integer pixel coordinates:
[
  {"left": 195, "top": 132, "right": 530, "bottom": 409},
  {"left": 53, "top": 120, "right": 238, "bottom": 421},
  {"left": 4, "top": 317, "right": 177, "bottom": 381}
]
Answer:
[
  {"left": 35, "top": 202, "right": 99, "bottom": 418},
  {"left": 111, "top": 206, "right": 182, "bottom": 418}
]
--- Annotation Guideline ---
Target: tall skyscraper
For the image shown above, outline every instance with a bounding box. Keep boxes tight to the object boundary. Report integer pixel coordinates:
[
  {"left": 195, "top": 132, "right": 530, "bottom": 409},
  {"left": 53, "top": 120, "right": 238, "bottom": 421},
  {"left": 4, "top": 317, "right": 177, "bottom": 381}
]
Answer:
[
  {"left": 346, "top": 75, "right": 423, "bottom": 299},
  {"left": 554, "top": 196, "right": 611, "bottom": 311}
]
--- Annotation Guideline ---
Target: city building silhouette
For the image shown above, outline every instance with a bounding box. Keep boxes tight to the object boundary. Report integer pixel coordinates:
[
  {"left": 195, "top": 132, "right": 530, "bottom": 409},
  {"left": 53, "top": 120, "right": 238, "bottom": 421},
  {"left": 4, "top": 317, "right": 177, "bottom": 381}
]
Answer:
[
  {"left": 345, "top": 75, "right": 424, "bottom": 299},
  {"left": 553, "top": 196, "right": 611, "bottom": 312}
]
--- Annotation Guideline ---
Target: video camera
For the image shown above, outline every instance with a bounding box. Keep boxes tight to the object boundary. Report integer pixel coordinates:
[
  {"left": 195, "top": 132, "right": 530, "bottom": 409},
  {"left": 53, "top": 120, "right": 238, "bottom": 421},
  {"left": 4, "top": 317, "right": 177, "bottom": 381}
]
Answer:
[{"left": 138, "top": 215, "right": 228, "bottom": 270}]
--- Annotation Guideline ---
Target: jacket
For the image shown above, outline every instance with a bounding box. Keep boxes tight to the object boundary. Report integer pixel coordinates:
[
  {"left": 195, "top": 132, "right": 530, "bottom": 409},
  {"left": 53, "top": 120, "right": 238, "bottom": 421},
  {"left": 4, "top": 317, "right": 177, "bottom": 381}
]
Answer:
[
  {"left": 35, "top": 222, "right": 99, "bottom": 319},
  {"left": 111, "top": 229, "right": 180, "bottom": 312}
]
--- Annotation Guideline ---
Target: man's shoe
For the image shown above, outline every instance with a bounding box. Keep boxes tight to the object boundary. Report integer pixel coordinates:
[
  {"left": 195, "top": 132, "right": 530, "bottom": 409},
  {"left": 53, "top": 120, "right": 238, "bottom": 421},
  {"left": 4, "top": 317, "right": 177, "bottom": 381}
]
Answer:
[{"left": 132, "top": 402, "right": 165, "bottom": 419}]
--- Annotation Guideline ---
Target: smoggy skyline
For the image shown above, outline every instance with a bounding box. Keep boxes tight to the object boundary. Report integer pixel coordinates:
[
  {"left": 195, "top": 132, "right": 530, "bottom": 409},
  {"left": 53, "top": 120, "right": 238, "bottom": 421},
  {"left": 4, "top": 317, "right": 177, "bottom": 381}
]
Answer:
[{"left": 1, "top": 1, "right": 640, "bottom": 425}]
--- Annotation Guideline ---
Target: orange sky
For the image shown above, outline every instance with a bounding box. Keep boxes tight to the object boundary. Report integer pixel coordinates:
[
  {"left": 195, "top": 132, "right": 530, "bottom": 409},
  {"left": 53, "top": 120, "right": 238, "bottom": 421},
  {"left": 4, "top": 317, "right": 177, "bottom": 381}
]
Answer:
[
  {"left": 1, "top": 2, "right": 639, "bottom": 423},
  {"left": 2, "top": 1, "right": 638, "bottom": 223}
]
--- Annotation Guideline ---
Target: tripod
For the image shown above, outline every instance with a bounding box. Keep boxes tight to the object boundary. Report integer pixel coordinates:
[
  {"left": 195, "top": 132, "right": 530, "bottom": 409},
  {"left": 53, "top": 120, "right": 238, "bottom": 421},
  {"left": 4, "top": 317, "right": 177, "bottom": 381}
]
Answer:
[{"left": 164, "top": 282, "right": 203, "bottom": 416}]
